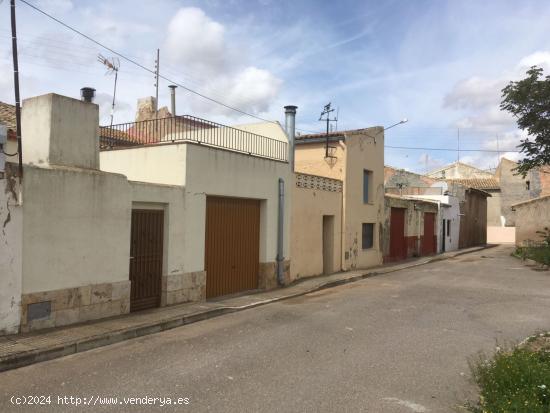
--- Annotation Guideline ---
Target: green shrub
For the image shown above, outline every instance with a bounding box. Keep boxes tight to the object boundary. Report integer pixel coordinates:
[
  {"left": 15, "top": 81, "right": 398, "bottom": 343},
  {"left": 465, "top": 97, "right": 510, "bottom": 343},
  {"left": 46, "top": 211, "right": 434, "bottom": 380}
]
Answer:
[{"left": 468, "top": 347, "right": 550, "bottom": 412}]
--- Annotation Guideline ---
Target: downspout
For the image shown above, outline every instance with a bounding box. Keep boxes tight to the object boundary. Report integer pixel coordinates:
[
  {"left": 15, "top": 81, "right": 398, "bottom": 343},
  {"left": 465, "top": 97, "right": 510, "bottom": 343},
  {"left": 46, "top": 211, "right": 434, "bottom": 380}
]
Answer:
[
  {"left": 277, "top": 105, "right": 297, "bottom": 286},
  {"left": 276, "top": 178, "right": 285, "bottom": 285}
]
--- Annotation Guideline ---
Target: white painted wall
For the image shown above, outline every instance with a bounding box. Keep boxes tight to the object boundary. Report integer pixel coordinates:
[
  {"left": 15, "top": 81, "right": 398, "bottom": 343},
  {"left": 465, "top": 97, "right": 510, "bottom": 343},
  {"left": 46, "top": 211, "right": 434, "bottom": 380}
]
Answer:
[
  {"left": 410, "top": 194, "right": 460, "bottom": 252},
  {"left": 22, "top": 165, "right": 131, "bottom": 293},
  {"left": 101, "top": 144, "right": 187, "bottom": 186},
  {"left": 0, "top": 172, "right": 22, "bottom": 334},
  {"left": 22, "top": 94, "right": 99, "bottom": 169}
]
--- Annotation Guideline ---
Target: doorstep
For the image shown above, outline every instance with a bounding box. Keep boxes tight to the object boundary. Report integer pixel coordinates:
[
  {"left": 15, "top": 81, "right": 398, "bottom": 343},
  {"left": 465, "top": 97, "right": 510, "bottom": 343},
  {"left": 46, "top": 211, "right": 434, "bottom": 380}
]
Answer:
[{"left": 0, "top": 244, "right": 494, "bottom": 372}]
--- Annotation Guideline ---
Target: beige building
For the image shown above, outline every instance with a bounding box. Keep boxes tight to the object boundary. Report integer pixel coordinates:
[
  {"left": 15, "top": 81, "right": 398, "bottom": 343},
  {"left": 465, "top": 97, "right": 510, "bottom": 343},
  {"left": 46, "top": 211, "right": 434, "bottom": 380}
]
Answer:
[
  {"left": 512, "top": 195, "right": 550, "bottom": 246},
  {"left": 0, "top": 92, "right": 293, "bottom": 334},
  {"left": 291, "top": 173, "right": 343, "bottom": 281},
  {"left": 294, "top": 128, "right": 385, "bottom": 271}
]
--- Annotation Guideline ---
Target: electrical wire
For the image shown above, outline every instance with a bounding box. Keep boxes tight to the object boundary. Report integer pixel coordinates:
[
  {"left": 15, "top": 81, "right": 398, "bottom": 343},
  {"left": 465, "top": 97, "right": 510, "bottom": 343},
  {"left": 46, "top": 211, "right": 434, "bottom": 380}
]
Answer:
[
  {"left": 18, "top": 0, "right": 276, "bottom": 123},
  {"left": 384, "top": 145, "right": 519, "bottom": 153}
]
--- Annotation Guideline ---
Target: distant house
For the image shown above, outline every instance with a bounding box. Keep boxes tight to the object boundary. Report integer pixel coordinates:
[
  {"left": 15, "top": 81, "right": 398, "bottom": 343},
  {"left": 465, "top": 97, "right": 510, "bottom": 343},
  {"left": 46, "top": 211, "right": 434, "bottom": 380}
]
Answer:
[
  {"left": 383, "top": 166, "right": 489, "bottom": 257},
  {"left": 495, "top": 158, "right": 550, "bottom": 226},
  {"left": 426, "top": 161, "right": 494, "bottom": 180}
]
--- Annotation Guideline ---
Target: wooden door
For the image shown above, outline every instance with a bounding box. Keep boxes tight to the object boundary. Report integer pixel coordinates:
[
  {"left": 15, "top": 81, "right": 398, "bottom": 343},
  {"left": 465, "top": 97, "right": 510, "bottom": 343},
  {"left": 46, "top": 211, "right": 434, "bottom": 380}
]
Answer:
[
  {"left": 129, "top": 209, "right": 164, "bottom": 312},
  {"left": 205, "top": 196, "right": 260, "bottom": 298},
  {"left": 422, "top": 212, "right": 436, "bottom": 256},
  {"left": 322, "top": 215, "right": 335, "bottom": 275},
  {"left": 390, "top": 208, "right": 406, "bottom": 260}
]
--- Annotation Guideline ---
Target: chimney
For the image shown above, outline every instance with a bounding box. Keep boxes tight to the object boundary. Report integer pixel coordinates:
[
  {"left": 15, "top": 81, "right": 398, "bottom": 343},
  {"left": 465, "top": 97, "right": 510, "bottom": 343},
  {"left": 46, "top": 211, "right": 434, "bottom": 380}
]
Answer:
[
  {"left": 168, "top": 85, "right": 177, "bottom": 116},
  {"left": 80, "top": 87, "right": 96, "bottom": 103},
  {"left": 284, "top": 105, "right": 297, "bottom": 171}
]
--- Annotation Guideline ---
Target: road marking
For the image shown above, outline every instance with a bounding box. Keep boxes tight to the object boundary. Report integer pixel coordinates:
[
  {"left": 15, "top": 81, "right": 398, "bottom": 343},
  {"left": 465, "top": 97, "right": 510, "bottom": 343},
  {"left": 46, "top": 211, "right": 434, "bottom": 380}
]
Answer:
[{"left": 383, "top": 397, "right": 429, "bottom": 412}]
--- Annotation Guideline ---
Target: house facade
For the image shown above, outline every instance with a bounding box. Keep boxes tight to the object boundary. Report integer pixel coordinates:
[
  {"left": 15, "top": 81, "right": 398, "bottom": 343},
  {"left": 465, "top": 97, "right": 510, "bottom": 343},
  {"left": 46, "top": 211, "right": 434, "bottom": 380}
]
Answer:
[
  {"left": 0, "top": 92, "right": 292, "bottom": 334},
  {"left": 293, "top": 128, "right": 385, "bottom": 272}
]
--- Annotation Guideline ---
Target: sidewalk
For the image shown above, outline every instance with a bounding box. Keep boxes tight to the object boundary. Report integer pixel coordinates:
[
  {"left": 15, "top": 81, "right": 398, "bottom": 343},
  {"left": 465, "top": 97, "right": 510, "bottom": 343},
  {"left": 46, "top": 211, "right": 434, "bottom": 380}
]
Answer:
[{"left": 0, "top": 245, "right": 494, "bottom": 372}]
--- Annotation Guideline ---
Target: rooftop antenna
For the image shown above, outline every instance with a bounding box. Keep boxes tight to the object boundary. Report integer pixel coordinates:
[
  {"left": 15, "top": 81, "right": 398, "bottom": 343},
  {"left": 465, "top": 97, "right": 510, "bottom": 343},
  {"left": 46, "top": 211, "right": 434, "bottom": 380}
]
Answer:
[
  {"left": 154, "top": 49, "right": 160, "bottom": 121},
  {"left": 97, "top": 54, "right": 120, "bottom": 128},
  {"left": 319, "top": 102, "right": 338, "bottom": 159}
]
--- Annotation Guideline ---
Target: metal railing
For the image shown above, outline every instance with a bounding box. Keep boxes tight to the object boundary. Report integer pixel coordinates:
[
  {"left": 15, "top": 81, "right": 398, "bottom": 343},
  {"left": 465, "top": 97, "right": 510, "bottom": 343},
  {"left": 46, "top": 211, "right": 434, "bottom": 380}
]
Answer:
[{"left": 99, "top": 115, "right": 288, "bottom": 162}]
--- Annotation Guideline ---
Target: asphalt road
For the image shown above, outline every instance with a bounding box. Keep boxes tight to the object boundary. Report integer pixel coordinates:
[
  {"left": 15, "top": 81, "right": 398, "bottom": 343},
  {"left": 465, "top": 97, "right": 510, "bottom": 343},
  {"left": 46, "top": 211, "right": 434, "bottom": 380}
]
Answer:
[{"left": 1, "top": 245, "right": 549, "bottom": 413}]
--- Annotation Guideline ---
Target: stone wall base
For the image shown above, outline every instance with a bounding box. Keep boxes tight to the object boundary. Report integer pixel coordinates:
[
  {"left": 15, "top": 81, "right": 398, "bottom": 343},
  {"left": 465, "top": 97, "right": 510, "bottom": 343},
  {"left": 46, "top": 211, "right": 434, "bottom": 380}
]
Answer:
[
  {"left": 20, "top": 280, "right": 130, "bottom": 332},
  {"left": 258, "top": 260, "right": 291, "bottom": 290},
  {"left": 161, "top": 271, "right": 206, "bottom": 306}
]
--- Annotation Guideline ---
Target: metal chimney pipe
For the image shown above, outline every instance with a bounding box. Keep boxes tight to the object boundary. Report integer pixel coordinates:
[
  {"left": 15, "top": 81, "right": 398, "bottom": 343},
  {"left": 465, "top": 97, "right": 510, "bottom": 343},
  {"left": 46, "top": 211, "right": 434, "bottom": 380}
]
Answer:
[
  {"left": 80, "top": 87, "right": 96, "bottom": 103},
  {"left": 168, "top": 85, "right": 177, "bottom": 116},
  {"left": 284, "top": 105, "right": 297, "bottom": 171}
]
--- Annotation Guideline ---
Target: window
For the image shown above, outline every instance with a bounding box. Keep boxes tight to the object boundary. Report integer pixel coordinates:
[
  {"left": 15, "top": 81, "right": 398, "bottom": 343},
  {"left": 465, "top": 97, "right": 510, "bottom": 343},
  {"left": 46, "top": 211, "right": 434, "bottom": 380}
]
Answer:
[
  {"left": 362, "top": 223, "right": 374, "bottom": 249},
  {"left": 526, "top": 180, "right": 530, "bottom": 191},
  {"left": 363, "top": 170, "right": 373, "bottom": 203},
  {"left": 447, "top": 220, "right": 451, "bottom": 237}
]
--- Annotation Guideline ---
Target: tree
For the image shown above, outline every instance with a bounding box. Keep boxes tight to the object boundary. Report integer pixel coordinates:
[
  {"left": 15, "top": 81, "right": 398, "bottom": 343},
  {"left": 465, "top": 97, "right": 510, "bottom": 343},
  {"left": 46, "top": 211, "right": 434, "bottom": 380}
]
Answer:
[{"left": 500, "top": 66, "right": 550, "bottom": 177}]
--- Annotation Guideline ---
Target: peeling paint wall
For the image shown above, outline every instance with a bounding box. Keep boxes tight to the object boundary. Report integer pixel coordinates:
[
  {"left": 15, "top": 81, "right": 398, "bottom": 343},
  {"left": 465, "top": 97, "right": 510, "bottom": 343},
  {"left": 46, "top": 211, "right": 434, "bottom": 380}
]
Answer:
[{"left": 0, "top": 164, "right": 22, "bottom": 334}]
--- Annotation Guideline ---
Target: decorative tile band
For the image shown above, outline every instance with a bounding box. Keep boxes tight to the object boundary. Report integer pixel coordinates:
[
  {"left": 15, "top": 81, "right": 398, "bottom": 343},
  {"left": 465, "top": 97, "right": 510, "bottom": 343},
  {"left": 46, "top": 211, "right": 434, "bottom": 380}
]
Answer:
[{"left": 296, "top": 173, "right": 343, "bottom": 193}]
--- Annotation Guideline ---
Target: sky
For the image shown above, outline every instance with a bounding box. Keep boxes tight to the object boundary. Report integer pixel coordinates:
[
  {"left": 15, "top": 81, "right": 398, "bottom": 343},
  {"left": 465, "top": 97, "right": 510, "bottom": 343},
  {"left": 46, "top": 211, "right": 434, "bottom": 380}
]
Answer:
[{"left": 1, "top": 0, "right": 550, "bottom": 173}]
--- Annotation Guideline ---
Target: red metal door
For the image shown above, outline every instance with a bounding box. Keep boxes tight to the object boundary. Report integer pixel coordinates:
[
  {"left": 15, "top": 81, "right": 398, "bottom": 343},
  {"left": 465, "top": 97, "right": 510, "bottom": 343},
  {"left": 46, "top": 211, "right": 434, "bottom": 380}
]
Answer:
[
  {"left": 390, "top": 208, "right": 406, "bottom": 261},
  {"left": 129, "top": 209, "right": 164, "bottom": 312},
  {"left": 205, "top": 196, "right": 260, "bottom": 298},
  {"left": 422, "top": 212, "right": 436, "bottom": 256}
]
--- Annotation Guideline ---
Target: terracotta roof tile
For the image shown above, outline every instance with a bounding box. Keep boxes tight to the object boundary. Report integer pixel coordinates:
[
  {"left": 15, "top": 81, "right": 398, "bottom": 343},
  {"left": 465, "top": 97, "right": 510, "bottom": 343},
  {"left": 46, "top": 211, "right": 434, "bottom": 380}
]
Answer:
[{"left": 447, "top": 178, "right": 500, "bottom": 190}]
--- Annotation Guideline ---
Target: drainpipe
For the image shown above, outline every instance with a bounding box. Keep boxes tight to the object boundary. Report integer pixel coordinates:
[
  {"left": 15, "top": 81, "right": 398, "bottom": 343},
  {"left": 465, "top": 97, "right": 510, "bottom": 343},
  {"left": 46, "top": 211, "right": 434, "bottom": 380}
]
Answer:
[
  {"left": 168, "top": 85, "right": 177, "bottom": 116},
  {"left": 284, "top": 105, "right": 297, "bottom": 171},
  {"left": 276, "top": 177, "right": 285, "bottom": 286}
]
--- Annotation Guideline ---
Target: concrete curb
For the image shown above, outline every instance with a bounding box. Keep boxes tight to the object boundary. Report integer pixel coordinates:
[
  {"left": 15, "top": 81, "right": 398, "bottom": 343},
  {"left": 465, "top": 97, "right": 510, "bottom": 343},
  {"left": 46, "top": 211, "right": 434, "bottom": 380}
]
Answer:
[{"left": 0, "top": 244, "right": 495, "bottom": 372}]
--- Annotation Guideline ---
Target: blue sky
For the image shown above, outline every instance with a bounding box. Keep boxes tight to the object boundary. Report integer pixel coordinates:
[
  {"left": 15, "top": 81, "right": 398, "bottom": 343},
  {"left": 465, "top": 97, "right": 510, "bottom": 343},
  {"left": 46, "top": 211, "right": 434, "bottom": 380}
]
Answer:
[{"left": 1, "top": 0, "right": 550, "bottom": 172}]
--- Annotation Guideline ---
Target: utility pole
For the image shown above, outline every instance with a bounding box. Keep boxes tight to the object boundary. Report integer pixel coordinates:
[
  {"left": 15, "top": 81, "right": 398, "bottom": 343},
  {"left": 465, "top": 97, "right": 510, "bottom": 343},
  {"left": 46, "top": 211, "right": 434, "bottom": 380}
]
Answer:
[
  {"left": 10, "top": 0, "right": 23, "bottom": 181},
  {"left": 154, "top": 49, "right": 160, "bottom": 120},
  {"left": 97, "top": 54, "right": 119, "bottom": 128}
]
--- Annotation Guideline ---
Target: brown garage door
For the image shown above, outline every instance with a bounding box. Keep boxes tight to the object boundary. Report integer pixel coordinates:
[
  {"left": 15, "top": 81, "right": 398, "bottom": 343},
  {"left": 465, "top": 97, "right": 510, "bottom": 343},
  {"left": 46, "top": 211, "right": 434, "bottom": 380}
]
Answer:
[
  {"left": 205, "top": 196, "right": 260, "bottom": 298},
  {"left": 129, "top": 209, "right": 164, "bottom": 312},
  {"left": 390, "top": 207, "right": 406, "bottom": 261}
]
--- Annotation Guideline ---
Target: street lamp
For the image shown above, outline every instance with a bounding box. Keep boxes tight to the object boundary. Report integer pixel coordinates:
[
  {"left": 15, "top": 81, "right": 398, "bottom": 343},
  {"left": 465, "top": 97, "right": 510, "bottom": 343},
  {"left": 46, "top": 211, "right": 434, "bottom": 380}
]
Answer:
[{"left": 384, "top": 118, "right": 408, "bottom": 131}]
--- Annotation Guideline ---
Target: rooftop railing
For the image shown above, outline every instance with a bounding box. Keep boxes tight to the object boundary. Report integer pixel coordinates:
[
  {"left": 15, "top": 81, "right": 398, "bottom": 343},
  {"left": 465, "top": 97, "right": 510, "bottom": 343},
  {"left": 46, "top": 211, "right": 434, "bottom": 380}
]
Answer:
[{"left": 99, "top": 115, "right": 288, "bottom": 162}]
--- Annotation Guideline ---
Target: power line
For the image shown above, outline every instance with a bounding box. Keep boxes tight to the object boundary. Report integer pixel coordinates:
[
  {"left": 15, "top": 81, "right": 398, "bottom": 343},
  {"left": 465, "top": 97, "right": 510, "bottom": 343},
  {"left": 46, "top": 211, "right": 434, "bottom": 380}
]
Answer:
[
  {"left": 385, "top": 145, "right": 519, "bottom": 153},
  {"left": 17, "top": 0, "right": 275, "bottom": 123}
]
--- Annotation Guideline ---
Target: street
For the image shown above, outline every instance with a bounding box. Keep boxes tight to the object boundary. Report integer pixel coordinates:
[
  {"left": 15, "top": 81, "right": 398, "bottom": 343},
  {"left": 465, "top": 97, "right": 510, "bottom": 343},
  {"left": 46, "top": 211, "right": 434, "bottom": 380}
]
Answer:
[{"left": 1, "top": 245, "right": 549, "bottom": 412}]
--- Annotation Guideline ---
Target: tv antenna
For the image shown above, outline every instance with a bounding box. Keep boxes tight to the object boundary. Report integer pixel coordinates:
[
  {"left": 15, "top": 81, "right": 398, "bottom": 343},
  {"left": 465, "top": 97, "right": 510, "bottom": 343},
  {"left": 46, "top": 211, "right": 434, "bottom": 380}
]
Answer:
[
  {"left": 319, "top": 102, "right": 338, "bottom": 159},
  {"left": 97, "top": 54, "right": 120, "bottom": 127}
]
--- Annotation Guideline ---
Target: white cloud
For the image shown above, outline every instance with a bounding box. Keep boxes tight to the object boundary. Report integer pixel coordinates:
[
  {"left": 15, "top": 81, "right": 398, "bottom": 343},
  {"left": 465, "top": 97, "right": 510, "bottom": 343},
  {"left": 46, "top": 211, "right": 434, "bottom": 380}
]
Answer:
[
  {"left": 443, "top": 77, "right": 505, "bottom": 110},
  {"left": 164, "top": 8, "right": 226, "bottom": 77},
  {"left": 163, "top": 7, "right": 282, "bottom": 118},
  {"left": 518, "top": 51, "right": 550, "bottom": 70}
]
